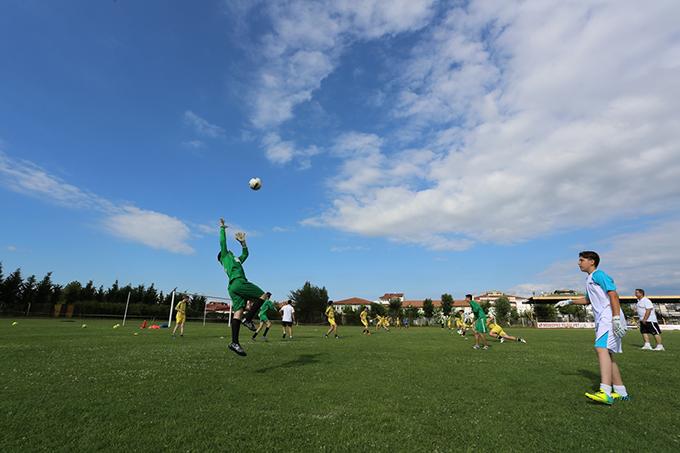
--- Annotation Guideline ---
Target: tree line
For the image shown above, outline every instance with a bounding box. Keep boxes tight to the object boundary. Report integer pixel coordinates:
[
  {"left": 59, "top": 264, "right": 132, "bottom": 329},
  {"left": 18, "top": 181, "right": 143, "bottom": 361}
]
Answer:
[
  {"left": 0, "top": 262, "right": 206, "bottom": 318},
  {"left": 4, "top": 262, "right": 604, "bottom": 324}
]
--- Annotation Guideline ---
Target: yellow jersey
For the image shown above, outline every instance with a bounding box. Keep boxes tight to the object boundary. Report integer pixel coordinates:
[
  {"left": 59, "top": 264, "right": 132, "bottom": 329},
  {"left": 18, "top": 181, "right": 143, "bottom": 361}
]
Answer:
[
  {"left": 325, "top": 306, "right": 335, "bottom": 320},
  {"left": 176, "top": 300, "right": 187, "bottom": 315}
]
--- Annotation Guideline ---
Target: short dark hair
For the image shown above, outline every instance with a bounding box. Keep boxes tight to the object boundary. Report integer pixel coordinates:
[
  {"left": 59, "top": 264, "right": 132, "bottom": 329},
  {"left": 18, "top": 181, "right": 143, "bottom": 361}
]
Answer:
[
  {"left": 465, "top": 294, "right": 473, "bottom": 300},
  {"left": 264, "top": 292, "right": 272, "bottom": 298},
  {"left": 217, "top": 251, "right": 221, "bottom": 263},
  {"left": 579, "top": 251, "right": 600, "bottom": 267},
  {"left": 635, "top": 288, "right": 645, "bottom": 295},
  {"left": 328, "top": 300, "right": 334, "bottom": 305}
]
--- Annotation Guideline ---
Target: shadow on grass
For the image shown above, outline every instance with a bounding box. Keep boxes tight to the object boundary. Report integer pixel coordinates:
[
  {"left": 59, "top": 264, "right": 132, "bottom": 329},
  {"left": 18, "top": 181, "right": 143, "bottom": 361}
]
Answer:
[
  {"left": 577, "top": 368, "right": 600, "bottom": 388},
  {"left": 255, "top": 354, "right": 323, "bottom": 374}
]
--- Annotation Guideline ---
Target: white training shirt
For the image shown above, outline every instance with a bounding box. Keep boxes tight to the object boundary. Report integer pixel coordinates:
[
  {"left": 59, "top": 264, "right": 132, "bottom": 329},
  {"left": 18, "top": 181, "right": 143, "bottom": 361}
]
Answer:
[
  {"left": 281, "top": 304, "right": 295, "bottom": 322},
  {"left": 636, "top": 297, "right": 657, "bottom": 323},
  {"left": 586, "top": 269, "right": 621, "bottom": 326}
]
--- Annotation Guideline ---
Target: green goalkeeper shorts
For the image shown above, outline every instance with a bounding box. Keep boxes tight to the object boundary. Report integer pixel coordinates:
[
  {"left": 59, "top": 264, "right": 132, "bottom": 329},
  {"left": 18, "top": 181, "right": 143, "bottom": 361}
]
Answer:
[
  {"left": 475, "top": 318, "right": 488, "bottom": 333},
  {"left": 228, "top": 279, "right": 265, "bottom": 312}
]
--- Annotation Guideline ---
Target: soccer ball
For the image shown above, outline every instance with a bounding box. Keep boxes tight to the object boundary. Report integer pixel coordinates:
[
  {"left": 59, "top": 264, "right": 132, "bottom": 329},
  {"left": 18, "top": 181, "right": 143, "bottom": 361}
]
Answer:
[
  {"left": 249, "top": 177, "right": 262, "bottom": 191},
  {"left": 113, "top": 324, "right": 120, "bottom": 329}
]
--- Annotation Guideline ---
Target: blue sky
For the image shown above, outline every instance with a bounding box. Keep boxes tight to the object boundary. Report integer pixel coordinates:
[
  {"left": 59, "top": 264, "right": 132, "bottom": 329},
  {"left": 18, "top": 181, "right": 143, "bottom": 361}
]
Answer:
[{"left": 2, "top": 0, "right": 680, "bottom": 301}]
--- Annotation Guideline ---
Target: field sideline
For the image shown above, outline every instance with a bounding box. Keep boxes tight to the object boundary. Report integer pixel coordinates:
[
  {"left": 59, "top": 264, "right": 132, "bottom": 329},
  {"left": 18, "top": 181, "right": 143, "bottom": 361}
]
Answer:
[{"left": 2, "top": 319, "right": 678, "bottom": 452}]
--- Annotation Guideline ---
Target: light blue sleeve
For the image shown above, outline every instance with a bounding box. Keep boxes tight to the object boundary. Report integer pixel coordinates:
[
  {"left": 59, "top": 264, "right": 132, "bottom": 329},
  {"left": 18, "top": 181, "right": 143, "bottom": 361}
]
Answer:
[{"left": 592, "top": 270, "right": 617, "bottom": 292}]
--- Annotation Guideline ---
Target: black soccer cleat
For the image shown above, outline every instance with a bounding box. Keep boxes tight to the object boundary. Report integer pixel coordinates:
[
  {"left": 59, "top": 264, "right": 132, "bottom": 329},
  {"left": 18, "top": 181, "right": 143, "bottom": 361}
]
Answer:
[
  {"left": 242, "top": 320, "right": 256, "bottom": 332},
  {"left": 228, "top": 342, "right": 247, "bottom": 356}
]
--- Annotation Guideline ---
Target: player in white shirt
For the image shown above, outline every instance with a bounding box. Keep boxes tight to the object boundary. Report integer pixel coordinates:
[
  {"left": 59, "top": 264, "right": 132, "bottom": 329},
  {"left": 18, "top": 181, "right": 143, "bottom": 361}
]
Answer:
[
  {"left": 279, "top": 300, "right": 295, "bottom": 340},
  {"left": 635, "top": 288, "right": 664, "bottom": 351},
  {"left": 556, "top": 251, "right": 629, "bottom": 405}
]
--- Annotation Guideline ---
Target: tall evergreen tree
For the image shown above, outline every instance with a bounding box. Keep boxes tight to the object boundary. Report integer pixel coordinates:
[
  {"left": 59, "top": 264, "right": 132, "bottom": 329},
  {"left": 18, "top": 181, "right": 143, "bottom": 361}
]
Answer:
[
  {"left": 35, "top": 272, "right": 54, "bottom": 303},
  {"left": 81, "top": 280, "right": 97, "bottom": 300},
  {"left": 21, "top": 275, "right": 37, "bottom": 309},
  {"left": 2, "top": 268, "right": 24, "bottom": 309},
  {"left": 423, "top": 298, "right": 434, "bottom": 319},
  {"left": 289, "top": 281, "right": 328, "bottom": 323},
  {"left": 441, "top": 293, "right": 453, "bottom": 316},
  {"left": 143, "top": 284, "right": 158, "bottom": 305},
  {"left": 494, "top": 296, "right": 512, "bottom": 323},
  {"left": 63, "top": 281, "right": 83, "bottom": 304},
  {"left": 388, "top": 298, "right": 402, "bottom": 317},
  {"left": 107, "top": 280, "right": 120, "bottom": 303}
]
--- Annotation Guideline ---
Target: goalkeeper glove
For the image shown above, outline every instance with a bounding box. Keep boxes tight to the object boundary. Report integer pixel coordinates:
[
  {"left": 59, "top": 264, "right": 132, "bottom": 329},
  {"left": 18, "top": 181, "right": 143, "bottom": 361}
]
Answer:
[{"left": 612, "top": 315, "right": 627, "bottom": 338}]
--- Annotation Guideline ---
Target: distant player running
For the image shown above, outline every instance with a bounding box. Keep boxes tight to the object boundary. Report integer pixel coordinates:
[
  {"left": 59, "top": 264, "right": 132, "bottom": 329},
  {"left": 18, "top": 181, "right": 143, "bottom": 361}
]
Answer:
[
  {"left": 487, "top": 316, "right": 526, "bottom": 343},
  {"left": 172, "top": 295, "right": 189, "bottom": 338},
  {"left": 467, "top": 294, "right": 489, "bottom": 350},
  {"left": 218, "top": 218, "right": 269, "bottom": 357},
  {"left": 556, "top": 251, "right": 629, "bottom": 404},
  {"left": 324, "top": 300, "right": 339, "bottom": 339},
  {"left": 360, "top": 306, "right": 371, "bottom": 335},
  {"left": 252, "top": 292, "right": 274, "bottom": 341}
]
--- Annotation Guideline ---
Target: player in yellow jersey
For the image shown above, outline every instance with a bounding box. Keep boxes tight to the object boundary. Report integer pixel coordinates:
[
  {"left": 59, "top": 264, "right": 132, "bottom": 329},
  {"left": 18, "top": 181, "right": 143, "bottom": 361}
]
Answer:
[
  {"left": 360, "top": 306, "right": 371, "bottom": 335},
  {"left": 454, "top": 310, "right": 468, "bottom": 338},
  {"left": 487, "top": 316, "right": 526, "bottom": 343},
  {"left": 172, "top": 295, "right": 190, "bottom": 338},
  {"left": 324, "top": 300, "right": 339, "bottom": 339}
]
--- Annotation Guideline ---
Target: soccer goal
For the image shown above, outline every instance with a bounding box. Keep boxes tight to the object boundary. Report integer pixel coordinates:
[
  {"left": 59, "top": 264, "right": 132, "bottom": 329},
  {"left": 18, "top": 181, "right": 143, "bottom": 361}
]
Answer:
[{"left": 166, "top": 290, "right": 233, "bottom": 328}]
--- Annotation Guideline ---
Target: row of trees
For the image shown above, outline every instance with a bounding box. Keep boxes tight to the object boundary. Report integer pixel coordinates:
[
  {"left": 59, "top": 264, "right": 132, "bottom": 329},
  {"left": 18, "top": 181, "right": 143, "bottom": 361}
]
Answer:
[
  {"left": 5, "top": 263, "right": 632, "bottom": 324},
  {"left": 0, "top": 263, "right": 206, "bottom": 317}
]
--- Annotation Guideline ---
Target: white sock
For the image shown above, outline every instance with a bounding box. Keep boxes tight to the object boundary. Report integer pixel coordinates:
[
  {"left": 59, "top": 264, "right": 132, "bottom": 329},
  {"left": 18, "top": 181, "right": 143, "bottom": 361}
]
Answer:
[
  {"left": 613, "top": 385, "right": 628, "bottom": 397},
  {"left": 600, "top": 384, "right": 612, "bottom": 396},
  {"left": 643, "top": 342, "right": 651, "bottom": 347}
]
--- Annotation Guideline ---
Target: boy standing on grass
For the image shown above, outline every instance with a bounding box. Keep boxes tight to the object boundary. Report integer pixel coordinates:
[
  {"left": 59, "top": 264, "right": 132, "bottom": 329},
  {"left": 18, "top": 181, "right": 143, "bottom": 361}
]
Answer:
[
  {"left": 252, "top": 292, "right": 274, "bottom": 341},
  {"left": 172, "top": 296, "right": 189, "bottom": 338},
  {"left": 466, "top": 294, "right": 489, "bottom": 350},
  {"left": 556, "top": 251, "right": 629, "bottom": 405},
  {"left": 279, "top": 300, "right": 295, "bottom": 339},
  {"left": 218, "top": 218, "right": 270, "bottom": 357},
  {"left": 635, "top": 288, "right": 664, "bottom": 351}
]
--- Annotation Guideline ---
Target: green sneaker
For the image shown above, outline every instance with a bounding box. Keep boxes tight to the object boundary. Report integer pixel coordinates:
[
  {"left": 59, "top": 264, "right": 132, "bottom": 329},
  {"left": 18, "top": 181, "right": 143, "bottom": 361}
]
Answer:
[
  {"left": 585, "top": 390, "right": 614, "bottom": 405},
  {"left": 611, "top": 392, "right": 631, "bottom": 401}
]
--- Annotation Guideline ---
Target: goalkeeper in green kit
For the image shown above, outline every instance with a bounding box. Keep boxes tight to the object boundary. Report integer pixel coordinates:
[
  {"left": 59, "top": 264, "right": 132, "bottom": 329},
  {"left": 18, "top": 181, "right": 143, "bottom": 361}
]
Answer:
[{"left": 218, "top": 218, "right": 269, "bottom": 356}]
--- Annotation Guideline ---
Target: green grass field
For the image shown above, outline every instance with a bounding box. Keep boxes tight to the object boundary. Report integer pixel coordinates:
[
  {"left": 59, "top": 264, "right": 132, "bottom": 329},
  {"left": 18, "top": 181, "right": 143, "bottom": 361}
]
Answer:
[{"left": 1, "top": 319, "right": 679, "bottom": 452}]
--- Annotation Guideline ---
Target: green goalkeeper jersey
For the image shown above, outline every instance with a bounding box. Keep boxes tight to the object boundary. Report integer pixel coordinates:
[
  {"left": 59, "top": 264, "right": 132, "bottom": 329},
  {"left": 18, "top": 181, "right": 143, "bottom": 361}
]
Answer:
[
  {"left": 219, "top": 227, "right": 248, "bottom": 283},
  {"left": 259, "top": 299, "right": 275, "bottom": 317},
  {"left": 469, "top": 300, "right": 486, "bottom": 320}
]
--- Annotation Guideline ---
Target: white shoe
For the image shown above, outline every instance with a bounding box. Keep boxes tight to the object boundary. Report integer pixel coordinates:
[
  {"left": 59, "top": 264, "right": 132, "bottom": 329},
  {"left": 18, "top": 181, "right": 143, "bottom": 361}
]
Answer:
[
  {"left": 654, "top": 345, "right": 665, "bottom": 351},
  {"left": 641, "top": 344, "right": 653, "bottom": 350}
]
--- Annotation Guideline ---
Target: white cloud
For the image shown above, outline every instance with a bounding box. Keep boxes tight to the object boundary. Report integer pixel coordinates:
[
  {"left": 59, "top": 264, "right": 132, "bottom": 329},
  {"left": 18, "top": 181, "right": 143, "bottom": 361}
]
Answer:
[
  {"left": 183, "top": 111, "right": 225, "bottom": 138},
  {"left": 262, "top": 133, "right": 319, "bottom": 167},
  {"left": 104, "top": 207, "right": 194, "bottom": 254},
  {"left": 510, "top": 219, "right": 680, "bottom": 295},
  {"left": 308, "top": 0, "right": 680, "bottom": 250},
  {"left": 234, "top": 0, "right": 436, "bottom": 166},
  {"left": 272, "top": 226, "right": 291, "bottom": 233},
  {"left": 0, "top": 152, "right": 112, "bottom": 212},
  {"left": 248, "top": 0, "right": 435, "bottom": 129},
  {"left": 0, "top": 152, "right": 196, "bottom": 254},
  {"left": 6, "top": 245, "right": 17, "bottom": 252}
]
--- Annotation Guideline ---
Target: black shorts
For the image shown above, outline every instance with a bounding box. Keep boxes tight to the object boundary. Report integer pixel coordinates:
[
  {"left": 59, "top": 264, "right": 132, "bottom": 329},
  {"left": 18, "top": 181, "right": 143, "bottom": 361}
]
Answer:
[
  {"left": 640, "top": 321, "right": 661, "bottom": 335},
  {"left": 282, "top": 321, "right": 293, "bottom": 327}
]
